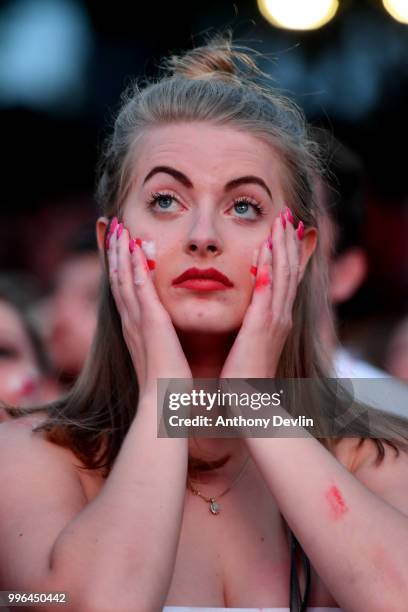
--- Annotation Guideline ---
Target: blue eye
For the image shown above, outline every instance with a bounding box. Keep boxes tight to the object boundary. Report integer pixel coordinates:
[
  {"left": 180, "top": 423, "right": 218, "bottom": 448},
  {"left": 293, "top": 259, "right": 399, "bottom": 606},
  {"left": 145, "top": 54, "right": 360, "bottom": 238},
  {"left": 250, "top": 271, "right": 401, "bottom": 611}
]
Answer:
[
  {"left": 147, "top": 192, "right": 178, "bottom": 211},
  {"left": 234, "top": 202, "right": 249, "bottom": 214},
  {"left": 232, "top": 198, "right": 265, "bottom": 220}
]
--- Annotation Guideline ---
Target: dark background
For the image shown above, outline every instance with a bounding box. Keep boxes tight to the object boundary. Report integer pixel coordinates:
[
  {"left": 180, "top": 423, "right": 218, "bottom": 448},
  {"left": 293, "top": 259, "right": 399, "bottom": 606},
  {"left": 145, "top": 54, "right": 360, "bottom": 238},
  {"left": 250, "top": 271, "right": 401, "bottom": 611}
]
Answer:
[{"left": 1, "top": 0, "right": 407, "bottom": 362}]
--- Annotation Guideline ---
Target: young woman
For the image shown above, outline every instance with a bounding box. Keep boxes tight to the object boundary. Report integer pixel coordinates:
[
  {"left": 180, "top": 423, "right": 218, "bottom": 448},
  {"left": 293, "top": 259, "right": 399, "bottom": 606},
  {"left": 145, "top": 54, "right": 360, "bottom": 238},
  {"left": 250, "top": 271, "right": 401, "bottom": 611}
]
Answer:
[{"left": 1, "top": 31, "right": 408, "bottom": 612}]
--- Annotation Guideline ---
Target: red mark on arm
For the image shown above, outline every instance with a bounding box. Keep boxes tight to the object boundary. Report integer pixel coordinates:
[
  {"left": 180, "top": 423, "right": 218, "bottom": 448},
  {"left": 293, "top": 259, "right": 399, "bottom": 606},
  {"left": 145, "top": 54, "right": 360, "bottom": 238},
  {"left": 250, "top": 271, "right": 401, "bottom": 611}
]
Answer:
[{"left": 325, "top": 485, "right": 348, "bottom": 519}]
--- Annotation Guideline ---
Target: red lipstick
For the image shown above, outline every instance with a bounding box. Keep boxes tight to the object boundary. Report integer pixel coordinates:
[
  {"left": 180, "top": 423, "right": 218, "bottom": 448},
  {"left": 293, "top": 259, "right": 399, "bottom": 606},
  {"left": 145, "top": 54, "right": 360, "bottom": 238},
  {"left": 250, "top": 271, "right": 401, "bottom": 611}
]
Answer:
[{"left": 172, "top": 267, "right": 234, "bottom": 291}]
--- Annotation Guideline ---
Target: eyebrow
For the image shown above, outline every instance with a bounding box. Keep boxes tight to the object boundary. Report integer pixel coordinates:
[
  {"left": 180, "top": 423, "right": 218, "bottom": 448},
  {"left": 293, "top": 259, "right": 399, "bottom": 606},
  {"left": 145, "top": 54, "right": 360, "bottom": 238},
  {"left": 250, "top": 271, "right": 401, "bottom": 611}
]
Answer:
[{"left": 142, "top": 165, "right": 273, "bottom": 200}]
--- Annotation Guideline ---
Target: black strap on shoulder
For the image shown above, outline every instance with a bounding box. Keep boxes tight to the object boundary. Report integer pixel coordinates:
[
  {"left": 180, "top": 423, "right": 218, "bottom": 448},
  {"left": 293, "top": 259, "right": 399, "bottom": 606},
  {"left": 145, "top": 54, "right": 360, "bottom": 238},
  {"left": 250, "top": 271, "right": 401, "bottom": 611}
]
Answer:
[{"left": 289, "top": 529, "right": 311, "bottom": 612}]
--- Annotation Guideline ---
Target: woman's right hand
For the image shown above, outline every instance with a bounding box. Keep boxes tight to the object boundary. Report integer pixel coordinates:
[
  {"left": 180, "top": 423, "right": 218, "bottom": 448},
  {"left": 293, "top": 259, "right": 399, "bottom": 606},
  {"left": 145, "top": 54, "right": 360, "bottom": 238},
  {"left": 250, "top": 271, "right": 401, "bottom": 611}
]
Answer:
[{"left": 106, "top": 218, "right": 193, "bottom": 401}]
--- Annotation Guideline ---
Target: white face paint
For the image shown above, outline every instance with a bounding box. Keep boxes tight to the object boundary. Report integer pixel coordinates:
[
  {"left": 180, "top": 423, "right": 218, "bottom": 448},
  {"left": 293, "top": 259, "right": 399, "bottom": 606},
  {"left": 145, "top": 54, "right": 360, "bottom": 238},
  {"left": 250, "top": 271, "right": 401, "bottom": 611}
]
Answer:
[
  {"left": 0, "top": 300, "right": 45, "bottom": 412},
  {"left": 5, "top": 369, "right": 41, "bottom": 406},
  {"left": 141, "top": 239, "right": 156, "bottom": 261}
]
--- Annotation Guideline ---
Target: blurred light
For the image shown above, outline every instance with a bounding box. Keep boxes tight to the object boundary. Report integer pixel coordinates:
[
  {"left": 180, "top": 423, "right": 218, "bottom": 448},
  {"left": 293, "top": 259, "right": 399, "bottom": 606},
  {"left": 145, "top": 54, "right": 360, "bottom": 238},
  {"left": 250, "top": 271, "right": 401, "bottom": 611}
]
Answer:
[
  {"left": 0, "top": 0, "right": 93, "bottom": 112},
  {"left": 383, "top": 0, "right": 408, "bottom": 24},
  {"left": 257, "top": 0, "right": 339, "bottom": 31},
  {"left": 256, "top": 9, "right": 408, "bottom": 121}
]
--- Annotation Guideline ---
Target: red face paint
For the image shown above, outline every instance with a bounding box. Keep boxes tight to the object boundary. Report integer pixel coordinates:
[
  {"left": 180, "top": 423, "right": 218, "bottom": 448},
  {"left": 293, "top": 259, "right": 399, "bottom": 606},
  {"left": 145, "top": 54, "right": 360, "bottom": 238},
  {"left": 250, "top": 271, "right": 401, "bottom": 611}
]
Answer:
[
  {"left": 325, "top": 485, "right": 348, "bottom": 519},
  {"left": 132, "top": 237, "right": 155, "bottom": 272},
  {"left": 255, "top": 271, "right": 270, "bottom": 289},
  {"left": 20, "top": 378, "right": 38, "bottom": 397}
]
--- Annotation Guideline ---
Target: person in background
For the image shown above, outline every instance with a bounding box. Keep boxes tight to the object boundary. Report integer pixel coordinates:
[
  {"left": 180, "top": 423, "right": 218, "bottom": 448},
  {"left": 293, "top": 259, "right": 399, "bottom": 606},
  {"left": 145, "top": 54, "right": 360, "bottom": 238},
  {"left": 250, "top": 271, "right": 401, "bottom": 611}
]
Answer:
[
  {"left": 0, "top": 275, "right": 58, "bottom": 421},
  {"left": 314, "top": 131, "right": 408, "bottom": 418},
  {"left": 385, "top": 315, "right": 408, "bottom": 382},
  {"left": 35, "top": 222, "right": 102, "bottom": 390},
  {"left": 314, "top": 130, "right": 392, "bottom": 378}
]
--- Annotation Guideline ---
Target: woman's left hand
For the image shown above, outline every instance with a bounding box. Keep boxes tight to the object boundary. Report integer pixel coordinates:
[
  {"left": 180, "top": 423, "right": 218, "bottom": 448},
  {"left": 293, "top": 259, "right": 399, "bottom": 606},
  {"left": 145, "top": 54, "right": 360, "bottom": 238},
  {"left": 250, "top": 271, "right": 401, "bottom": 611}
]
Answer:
[{"left": 220, "top": 207, "right": 304, "bottom": 379}]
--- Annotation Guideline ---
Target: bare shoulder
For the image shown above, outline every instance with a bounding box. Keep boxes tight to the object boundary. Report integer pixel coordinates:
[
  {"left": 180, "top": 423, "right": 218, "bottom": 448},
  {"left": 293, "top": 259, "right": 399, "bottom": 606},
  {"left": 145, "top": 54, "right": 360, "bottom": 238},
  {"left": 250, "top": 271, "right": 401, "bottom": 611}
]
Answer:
[
  {"left": 0, "top": 410, "right": 90, "bottom": 519},
  {"left": 334, "top": 436, "right": 408, "bottom": 516},
  {"left": 0, "top": 411, "right": 83, "bottom": 470},
  {"left": 0, "top": 413, "right": 92, "bottom": 593},
  {"left": 1, "top": 413, "right": 106, "bottom": 503}
]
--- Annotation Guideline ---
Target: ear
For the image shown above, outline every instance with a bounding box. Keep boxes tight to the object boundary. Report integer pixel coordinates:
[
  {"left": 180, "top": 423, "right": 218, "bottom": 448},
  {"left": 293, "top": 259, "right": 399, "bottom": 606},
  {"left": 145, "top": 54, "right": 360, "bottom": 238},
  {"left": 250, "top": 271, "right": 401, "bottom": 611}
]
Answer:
[
  {"left": 330, "top": 247, "right": 368, "bottom": 304},
  {"left": 298, "top": 227, "right": 318, "bottom": 283},
  {"left": 96, "top": 216, "right": 109, "bottom": 255}
]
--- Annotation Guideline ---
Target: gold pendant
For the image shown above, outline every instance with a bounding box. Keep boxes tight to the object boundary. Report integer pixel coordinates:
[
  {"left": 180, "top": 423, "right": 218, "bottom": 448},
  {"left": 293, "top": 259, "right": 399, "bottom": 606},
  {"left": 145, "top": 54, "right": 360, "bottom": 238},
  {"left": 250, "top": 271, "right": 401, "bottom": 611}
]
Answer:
[{"left": 209, "top": 497, "right": 220, "bottom": 515}]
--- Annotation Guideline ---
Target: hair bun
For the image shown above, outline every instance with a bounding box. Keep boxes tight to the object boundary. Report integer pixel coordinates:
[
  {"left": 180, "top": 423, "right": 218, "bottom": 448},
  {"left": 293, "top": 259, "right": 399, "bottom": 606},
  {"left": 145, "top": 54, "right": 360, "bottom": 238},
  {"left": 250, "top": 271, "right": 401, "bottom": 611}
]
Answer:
[{"left": 159, "top": 29, "right": 267, "bottom": 86}]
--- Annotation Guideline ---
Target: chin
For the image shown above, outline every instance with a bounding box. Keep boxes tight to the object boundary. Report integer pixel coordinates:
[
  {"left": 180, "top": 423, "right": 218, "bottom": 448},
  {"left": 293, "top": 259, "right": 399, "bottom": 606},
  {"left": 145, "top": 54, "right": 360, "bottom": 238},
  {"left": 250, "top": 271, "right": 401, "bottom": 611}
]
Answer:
[{"left": 169, "top": 305, "right": 243, "bottom": 335}]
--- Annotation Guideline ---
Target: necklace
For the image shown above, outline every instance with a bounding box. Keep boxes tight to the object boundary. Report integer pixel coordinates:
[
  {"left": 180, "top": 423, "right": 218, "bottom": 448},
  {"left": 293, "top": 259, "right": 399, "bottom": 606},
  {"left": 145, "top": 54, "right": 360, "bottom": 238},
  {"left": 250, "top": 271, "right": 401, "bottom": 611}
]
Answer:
[{"left": 187, "top": 455, "right": 250, "bottom": 515}]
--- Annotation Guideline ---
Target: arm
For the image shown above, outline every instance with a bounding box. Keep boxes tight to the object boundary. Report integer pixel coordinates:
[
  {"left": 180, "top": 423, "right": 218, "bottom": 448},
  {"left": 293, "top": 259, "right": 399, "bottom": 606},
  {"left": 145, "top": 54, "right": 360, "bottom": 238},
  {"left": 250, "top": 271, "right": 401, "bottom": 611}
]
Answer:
[
  {"left": 0, "top": 402, "right": 188, "bottom": 612},
  {"left": 51, "top": 393, "right": 189, "bottom": 612},
  {"left": 219, "top": 207, "right": 408, "bottom": 609},
  {"left": 1, "top": 222, "right": 192, "bottom": 611},
  {"left": 245, "top": 434, "right": 408, "bottom": 612}
]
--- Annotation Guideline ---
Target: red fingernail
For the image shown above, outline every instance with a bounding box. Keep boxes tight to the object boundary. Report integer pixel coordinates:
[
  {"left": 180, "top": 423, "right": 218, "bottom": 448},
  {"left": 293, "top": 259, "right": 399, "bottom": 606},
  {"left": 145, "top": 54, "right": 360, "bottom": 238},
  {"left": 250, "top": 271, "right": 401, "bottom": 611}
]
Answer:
[
  {"left": 108, "top": 217, "right": 118, "bottom": 236},
  {"left": 285, "top": 206, "right": 295, "bottom": 225},
  {"left": 129, "top": 238, "right": 135, "bottom": 253},
  {"left": 280, "top": 211, "right": 286, "bottom": 229},
  {"left": 297, "top": 221, "right": 304, "bottom": 240},
  {"left": 135, "top": 238, "right": 142, "bottom": 247},
  {"left": 267, "top": 235, "right": 273, "bottom": 250},
  {"left": 147, "top": 259, "right": 156, "bottom": 270},
  {"left": 116, "top": 223, "right": 123, "bottom": 239},
  {"left": 250, "top": 265, "right": 258, "bottom": 276}
]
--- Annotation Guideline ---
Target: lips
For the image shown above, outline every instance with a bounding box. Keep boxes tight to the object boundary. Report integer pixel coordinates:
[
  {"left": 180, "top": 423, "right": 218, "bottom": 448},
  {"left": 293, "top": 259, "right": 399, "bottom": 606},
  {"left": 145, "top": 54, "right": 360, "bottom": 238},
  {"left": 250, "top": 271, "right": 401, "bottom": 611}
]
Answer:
[{"left": 172, "top": 267, "right": 234, "bottom": 287}]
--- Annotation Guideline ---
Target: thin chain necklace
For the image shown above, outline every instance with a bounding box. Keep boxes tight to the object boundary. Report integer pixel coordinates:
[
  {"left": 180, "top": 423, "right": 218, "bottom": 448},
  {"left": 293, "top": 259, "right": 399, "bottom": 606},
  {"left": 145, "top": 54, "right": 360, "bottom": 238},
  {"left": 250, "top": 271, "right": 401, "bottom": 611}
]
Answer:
[{"left": 187, "top": 455, "right": 250, "bottom": 515}]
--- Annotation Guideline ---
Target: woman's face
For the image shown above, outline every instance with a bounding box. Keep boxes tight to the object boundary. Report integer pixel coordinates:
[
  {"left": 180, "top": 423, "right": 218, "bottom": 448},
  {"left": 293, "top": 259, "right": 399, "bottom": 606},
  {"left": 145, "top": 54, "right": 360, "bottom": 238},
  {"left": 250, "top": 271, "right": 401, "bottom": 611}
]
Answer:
[
  {"left": 121, "top": 122, "right": 287, "bottom": 333},
  {"left": 42, "top": 252, "right": 101, "bottom": 376},
  {"left": 0, "top": 299, "right": 43, "bottom": 409}
]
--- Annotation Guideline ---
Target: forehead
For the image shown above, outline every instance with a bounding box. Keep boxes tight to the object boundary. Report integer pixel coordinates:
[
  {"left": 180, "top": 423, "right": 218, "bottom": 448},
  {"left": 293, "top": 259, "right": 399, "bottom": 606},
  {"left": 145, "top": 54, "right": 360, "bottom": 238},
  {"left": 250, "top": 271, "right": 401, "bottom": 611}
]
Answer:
[{"left": 132, "top": 122, "right": 286, "bottom": 190}]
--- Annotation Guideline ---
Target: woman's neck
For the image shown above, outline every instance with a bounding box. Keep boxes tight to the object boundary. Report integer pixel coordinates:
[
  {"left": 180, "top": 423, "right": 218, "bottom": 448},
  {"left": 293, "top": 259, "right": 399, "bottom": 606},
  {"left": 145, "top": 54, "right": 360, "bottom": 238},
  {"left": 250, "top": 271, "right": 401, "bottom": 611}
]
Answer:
[
  {"left": 176, "top": 329, "right": 237, "bottom": 378},
  {"left": 176, "top": 329, "right": 248, "bottom": 477}
]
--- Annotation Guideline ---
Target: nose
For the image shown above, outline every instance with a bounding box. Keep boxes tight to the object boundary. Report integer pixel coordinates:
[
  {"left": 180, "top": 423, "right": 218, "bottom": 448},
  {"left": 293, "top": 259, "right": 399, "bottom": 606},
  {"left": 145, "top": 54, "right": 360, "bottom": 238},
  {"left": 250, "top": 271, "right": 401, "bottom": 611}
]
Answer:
[{"left": 185, "top": 212, "right": 223, "bottom": 257}]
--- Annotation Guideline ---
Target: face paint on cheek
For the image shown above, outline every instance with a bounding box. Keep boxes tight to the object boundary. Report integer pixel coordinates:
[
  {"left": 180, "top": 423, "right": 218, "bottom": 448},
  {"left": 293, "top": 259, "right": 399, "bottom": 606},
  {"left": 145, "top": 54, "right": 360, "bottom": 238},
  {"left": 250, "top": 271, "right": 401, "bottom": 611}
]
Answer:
[
  {"left": 250, "top": 248, "right": 259, "bottom": 279},
  {"left": 20, "top": 377, "right": 39, "bottom": 397},
  {"left": 142, "top": 240, "right": 156, "bottom": 270},
  {"left": 255, "top": 263, "right": 272, "bottom": 290},
  {"left": 325, "top": 485, "right": 348, "bottom": 520},
  {"left": 135, "top": 238, "right": 156, "bottom": 272},
  {"left": 5, "top": 371, "right": 40, "bottom": 406},
  {"left": 255, "top": 273, "right": 270, "bottom": 289}
]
